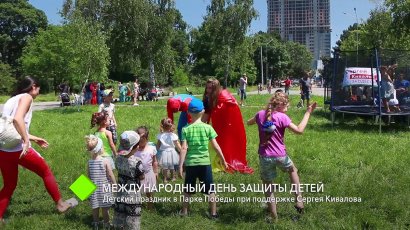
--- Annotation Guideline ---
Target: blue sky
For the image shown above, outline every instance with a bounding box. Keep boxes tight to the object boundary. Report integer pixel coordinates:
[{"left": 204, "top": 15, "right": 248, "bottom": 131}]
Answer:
[{"left": 29, "top": 0, "right": 378, "bottom": 49}]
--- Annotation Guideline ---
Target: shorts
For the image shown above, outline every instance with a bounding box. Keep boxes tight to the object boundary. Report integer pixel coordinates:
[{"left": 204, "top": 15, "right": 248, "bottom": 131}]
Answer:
[
  {"left": 259, "top": 155, "right": 294, "bottom": 182},
  {"left": 107, "top": 125, "right": 117, "bottom": 144},
  {"left": 380, "top": 81, "right": 394, "bottom": 99},
  {"left": 301, "top": 91, "right": 310, "bottom": 100},
  {"left": 184, "top": 165, "right": 214, "bottom": 194},
  {"left": 240, "top": 89, "right": 247, "bottom": 100},
  {"left": 102, "top": 156, "right": 116, "bottom": 170}
]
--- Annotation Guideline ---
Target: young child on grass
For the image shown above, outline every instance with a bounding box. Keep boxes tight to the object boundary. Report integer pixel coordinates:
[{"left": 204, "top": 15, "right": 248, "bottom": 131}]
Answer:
[
  {"left": 85, "top": 135, "right": 116, "bottom": 229},
  {"left": 247, "top": 92, "right": 317, "bottom": 222},
  {"left": 91, "top": 112, "right": 117, "bottom": 169},
  {"left": 98, "top": 89, "right": 118, "bottom": 144},
  {"left": 156, "top": 118, "right": 181, "bottom": 183},
  {"left": 179, "top": 98, "right": 228, "bottom": 219},
  {"left": 134, "top": 126, "right": 158, "bottom": 210},
  {"left": 112, "top": 131, "right": 145, "bottom": 229}
]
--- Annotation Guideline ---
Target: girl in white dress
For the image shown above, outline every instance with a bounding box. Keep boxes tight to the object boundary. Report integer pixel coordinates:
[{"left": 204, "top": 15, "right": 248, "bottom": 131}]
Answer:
[
  {"left": 156, "top": 118, "right": 181, "bottom": 183},
  {"left": 134, "top": 126, "right": 158, "bottom": 210}
]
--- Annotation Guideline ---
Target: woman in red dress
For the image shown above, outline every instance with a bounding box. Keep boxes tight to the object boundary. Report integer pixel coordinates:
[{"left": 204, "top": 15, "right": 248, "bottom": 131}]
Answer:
[
  {"left": 202, "top": 78, "right": 253, "bottom": 174},
  {"left": 90, "top": 81, "right": 98, "bottom": 105}
]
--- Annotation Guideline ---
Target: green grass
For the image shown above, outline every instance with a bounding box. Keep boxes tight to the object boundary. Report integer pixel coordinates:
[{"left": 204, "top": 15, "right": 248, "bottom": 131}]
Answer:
[
  {"left": 1, "top": 94, "right": 410, "bottom": 229},
  {"left": 0, "top": 93, "right": 60, "bottom": 104}
]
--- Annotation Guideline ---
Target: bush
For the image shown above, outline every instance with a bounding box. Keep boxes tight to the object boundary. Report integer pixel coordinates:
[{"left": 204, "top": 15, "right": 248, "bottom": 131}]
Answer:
[
  {"left": 172, "top": 67, "right": 189, "bottom": 86},
  {"left": 0, "top": 62, "right": 16, "bottom": 95}
]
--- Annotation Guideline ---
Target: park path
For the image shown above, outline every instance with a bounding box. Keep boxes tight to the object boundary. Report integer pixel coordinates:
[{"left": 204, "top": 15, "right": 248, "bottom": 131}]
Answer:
[{"left": 0, "top": 86, "right": 325, "bottom": 112}]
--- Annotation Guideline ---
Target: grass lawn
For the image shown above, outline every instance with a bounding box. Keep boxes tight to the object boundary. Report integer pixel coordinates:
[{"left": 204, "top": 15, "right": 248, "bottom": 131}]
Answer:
[
  {"left": 0, "top": 93, "right": 60, "bottom": 104},
  {"left": 1, "top": 94, "right": 409, "bottom": 229}
]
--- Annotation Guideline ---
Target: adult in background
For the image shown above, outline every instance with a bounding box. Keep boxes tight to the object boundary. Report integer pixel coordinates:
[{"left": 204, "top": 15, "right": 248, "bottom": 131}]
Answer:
[
  {"left": 394, "top": 72, "right": 410, "bottom": 104},
  {"left": 167, "top": 94, "right": 196, "bottom": 138},
  {"left": 119, "top": 83, "right": 128, "bottom": 102},
  {"left": 0, "top": 76, "right": 77, "bottom": 225},
  {"left": 284, "top": 77, "right": 292, "bottom": 95},
  {"left": 133, "top": 78, "right": 140, "bottom": 106},
  {"left": 239, "top": 73, "right": 248, "bottom": 106},
  {"left": 90, "top": 81, "right": 98, "bottom": 105},
  {"left": 58, "top": 81, "right": 70, "bottom": 94},
  {"left": 118, "top": 82, "right": 123, "bottom": 92},
  {"left": 202, "top": 78, "right": 253, "bottom": 174},
  {"left": 299, "top": 72, "right": 312, "bottom": 108},
  {"left": 84, "top": 81, "right": 92, "bottom": 104}
]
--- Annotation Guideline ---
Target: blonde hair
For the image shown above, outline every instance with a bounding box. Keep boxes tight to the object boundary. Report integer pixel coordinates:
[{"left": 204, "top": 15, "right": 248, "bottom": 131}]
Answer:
[
  {"left": 84, "top": 135, "right": 104, "bottom": 156},
  {"left": 160, "top": 118, "right": 175, "bottom": 132},
  {"left": 265, "top": 92, "right": 289, "bottom": 122},
  {"left": 259, "top": 92, "right": 289, "bottom": 146},
  {"left": 203, "top": 78, "right": 221, "bottom": 111}
]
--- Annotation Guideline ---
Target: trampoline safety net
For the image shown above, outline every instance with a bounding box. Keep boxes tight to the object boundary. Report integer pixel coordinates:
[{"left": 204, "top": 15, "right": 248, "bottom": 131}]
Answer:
[{"left": 325, "top": 48, "right": 410, "bottom": 115}]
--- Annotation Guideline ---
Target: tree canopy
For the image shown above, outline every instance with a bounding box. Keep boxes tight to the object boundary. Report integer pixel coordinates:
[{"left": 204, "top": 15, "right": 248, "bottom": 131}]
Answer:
[
  {"left": 0, "top": 0, "right": 47, "bottom": 67},
  {"left": 20, "top": 19, "right": 110, "bottom": 92}
]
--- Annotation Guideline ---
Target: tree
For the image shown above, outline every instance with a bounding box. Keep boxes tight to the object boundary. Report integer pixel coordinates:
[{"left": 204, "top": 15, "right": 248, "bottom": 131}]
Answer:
[
  {"left": 285, "top": 41, "right": 313, "bottom": 77},
  {"left": 0, "top": 62, "right": 16, "bottom": 94},
  {"left": 172, "top": 67, "right": 189, "bottom": 86},
  {"left": 338, "top": 8, "right": 410, "bottom": 52},
  {"left": 0, "top": 0, "right": 47, "bottom": 67},
  {"left": 20, "top": 19, "right": 110, "bottom": 93},
  {"left": 385, "top": 0, "right": 410, "bottom": 34},
  {"left": 191, "top": 0, "right": 257, "bottom": 87}
]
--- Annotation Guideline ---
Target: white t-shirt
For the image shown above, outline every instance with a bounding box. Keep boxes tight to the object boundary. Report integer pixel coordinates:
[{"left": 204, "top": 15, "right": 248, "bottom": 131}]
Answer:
[
  {"left": 98, "top": 103, "right": 115, "bottom": 126},
  {"left": 134, "top": 145, "right": 157, "bottom": 172},
  {"left": 156, "top": 132, "right": 178, "bottom": 151},
  {"left": 0, "top": 93, "right": 33, "bottom": 152},
  {"left": 134, "top": 82, "right": 139, "bottom": 93},
  {"left": 239, "top": 77, "right": 247, "bottom": 90}
]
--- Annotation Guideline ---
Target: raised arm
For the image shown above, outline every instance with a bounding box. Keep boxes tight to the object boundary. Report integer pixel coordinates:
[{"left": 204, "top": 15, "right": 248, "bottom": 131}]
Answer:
[{"left": 288, "top": 102, "right": 317, "bottom": 134}]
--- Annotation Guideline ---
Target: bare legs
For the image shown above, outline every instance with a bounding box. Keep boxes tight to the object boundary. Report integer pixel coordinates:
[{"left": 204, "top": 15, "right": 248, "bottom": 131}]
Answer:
[
  {"left": 92, "top": 208, "right": 110, "bottom": 229},
  {"left": 181, "top": 193, "right": 217, "bottom": 216},
  {"left": 263, "top": 165, "right": 304, "bottom": 221}
]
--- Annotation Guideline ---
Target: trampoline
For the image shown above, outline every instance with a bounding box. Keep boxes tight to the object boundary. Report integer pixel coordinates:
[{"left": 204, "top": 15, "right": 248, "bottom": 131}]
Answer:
[{"left": 324, "top": 48, "right": 410, "bottom": 133}]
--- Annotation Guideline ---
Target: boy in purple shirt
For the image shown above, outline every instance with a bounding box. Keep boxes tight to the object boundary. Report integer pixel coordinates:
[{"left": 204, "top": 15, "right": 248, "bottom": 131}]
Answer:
[{"left": 247, "top": 92, "right": 316, "bottom": 222}]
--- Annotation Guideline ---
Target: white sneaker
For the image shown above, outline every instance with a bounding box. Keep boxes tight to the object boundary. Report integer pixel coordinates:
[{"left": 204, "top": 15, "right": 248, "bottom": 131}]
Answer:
[{"left": 133, "top": 103, "right": 139, "bottom": 106}]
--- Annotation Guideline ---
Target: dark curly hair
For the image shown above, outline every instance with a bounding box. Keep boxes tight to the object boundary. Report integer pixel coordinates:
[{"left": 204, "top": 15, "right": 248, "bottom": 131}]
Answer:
[{"left": 90, "top": 112, "right": 108, "bottom": 128}]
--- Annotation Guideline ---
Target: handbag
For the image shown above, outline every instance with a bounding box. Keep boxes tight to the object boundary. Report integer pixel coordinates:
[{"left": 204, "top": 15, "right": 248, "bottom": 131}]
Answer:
[{"left": 0, "top": 116, "right": 22, "bottom": 149}]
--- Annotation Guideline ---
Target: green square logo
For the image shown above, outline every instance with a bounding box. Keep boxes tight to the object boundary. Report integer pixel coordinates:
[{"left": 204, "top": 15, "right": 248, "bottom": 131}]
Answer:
[{"left": 70, "top": 174, "right": 97, "bottom": 201}]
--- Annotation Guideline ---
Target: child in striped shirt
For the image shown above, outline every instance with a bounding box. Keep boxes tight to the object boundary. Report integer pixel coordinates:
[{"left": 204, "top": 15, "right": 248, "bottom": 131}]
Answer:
[{"left": 85, "top": 135, "right": 116, "bottom": 229}]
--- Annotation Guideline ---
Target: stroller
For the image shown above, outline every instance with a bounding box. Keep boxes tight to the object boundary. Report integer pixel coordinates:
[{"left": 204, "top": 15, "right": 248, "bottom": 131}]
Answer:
[{"left": 60, "top": 93, "right": 71, "bottom": 107}]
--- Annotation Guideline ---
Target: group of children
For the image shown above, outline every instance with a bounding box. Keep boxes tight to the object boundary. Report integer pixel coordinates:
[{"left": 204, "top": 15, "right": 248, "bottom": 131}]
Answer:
[{"left": 84, "top": 88, "right": 317, "bottom": 228}]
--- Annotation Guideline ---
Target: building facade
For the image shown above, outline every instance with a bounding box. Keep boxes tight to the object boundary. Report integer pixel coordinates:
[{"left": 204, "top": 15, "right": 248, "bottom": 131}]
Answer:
[{"left": 267, "top": 0, "right": 331, "bottom": 68}]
